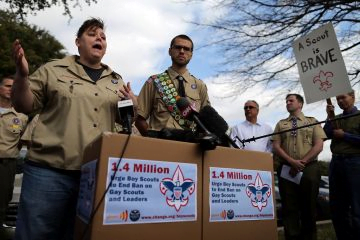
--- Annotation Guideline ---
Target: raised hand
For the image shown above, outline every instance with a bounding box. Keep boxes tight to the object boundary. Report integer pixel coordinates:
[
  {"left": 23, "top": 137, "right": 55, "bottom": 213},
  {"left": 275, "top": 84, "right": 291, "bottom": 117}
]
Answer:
[
  {"left": 119, "top": 82, "right": 138, "bottom": 109},
  {"left": 12, "top": 39, "right": 29, "bottom": 78}
]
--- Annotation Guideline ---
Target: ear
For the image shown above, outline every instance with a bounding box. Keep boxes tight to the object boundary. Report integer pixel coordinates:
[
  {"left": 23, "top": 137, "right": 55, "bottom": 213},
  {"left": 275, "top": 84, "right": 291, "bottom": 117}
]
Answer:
[
  {"left": 75, "top": 38, "right": 80, "bottom": 47},
  {"left": 168, "top": 47, "right": 171, "bottom": 56}
]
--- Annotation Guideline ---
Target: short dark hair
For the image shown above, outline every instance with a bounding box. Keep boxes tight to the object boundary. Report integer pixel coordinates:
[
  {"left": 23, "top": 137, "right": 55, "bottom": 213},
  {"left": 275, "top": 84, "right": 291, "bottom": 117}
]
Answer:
[
  {"left": 170, "top": 34, "right": 194, "bottom": 52},
  {"left": 76, "top": 18, "right": 105, "bottom": 38},
  {"left": 0, "top": 75, "right": 14, "bottom": 85},
  {"left": 286, "top": 93, "right": 304, "bottom": 105},
  {"left": 245, "top": 100, "right": 259, "bottom": 109}
]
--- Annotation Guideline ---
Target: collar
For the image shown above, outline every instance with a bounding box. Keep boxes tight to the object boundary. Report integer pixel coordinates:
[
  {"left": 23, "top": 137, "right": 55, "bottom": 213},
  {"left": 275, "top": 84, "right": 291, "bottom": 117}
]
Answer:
[
  {"left": 286, "top": 112, "right": 306, "bottom": 121},
  {"left": 244, "top": 120, "right": 261, "bottom": 126},
  {"left": 0, "top": 107, "right": 17, "bottom": 115},
  {"left": 54, "top": 55, "right": 113, "bottom": 78},
  {"left": 343, "top": 106, "right": 358, "bottom": 115},
  {"left": 167, "top": 67, "right": 192, "bottom": 83}
]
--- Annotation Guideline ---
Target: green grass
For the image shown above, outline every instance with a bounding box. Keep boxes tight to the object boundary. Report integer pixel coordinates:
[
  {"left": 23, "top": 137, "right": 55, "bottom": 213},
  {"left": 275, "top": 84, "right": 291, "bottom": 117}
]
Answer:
[{"left": 278, "top": 221, "right": 336, "bottom": 240}]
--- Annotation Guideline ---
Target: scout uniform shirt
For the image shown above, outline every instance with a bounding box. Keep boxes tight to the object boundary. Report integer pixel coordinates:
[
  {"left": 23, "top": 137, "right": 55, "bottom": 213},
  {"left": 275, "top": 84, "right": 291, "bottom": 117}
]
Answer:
[
  {"left": 0, "top": 108, "right": 28, "bottom": 158},
  {"left": 272, "top": 112, "right": 326, "bottom": 163},
  {"left": 27, "top": 55, "right": 125, "bottom": 170},
  {"left": 137, "top": 67, "right": 210, "bottom": 130}
]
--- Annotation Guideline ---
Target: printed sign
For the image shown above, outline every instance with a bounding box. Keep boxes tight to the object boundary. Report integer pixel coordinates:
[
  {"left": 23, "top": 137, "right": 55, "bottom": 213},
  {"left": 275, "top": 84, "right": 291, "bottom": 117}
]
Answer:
[
  {"left": 76, "top": 159, "right": 97, "bottom": 224},
  {"left": 104, "top": 158, "right": 197, "bottom": 224},
  {"left": 210, "top": 167, "right": 274, "bottom": 222},
  {"left": 293, "top": 22, "right": 352, "bottom": 103}
]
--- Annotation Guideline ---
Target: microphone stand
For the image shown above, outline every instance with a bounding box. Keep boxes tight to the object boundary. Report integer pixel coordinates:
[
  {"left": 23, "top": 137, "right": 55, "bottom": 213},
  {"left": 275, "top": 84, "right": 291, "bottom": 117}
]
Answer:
[{"left": 235, "top": 112, "right": 360, "bottom": 148}]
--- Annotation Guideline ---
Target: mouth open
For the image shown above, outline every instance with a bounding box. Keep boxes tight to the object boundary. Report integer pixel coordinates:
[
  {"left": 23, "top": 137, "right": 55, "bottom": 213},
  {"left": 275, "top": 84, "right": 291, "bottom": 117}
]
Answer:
[{"left": 92, "top": 43, "right": 102, "bottom": 50}]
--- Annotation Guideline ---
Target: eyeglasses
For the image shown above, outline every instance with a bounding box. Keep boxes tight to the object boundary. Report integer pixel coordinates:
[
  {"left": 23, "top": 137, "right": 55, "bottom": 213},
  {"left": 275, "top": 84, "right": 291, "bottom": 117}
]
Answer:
[
  {"left": 172, "top": 45, "right": 192, "bottom": 52},
  {"left": 244, "top": 106, "right": 257, "bottom": 110}
]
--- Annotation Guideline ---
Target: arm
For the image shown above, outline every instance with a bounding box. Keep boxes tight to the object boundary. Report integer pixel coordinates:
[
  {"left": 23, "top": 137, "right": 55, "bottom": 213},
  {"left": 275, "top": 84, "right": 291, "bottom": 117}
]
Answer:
[
  {"left": 11, "top": 39, "right": 34, "bottom": 114},
  {"left": 198, "top": 82, "right": 211, "bottom": 108},
  {"left": 323, "top": 120, "right": 333, "bottom": 138},
  {"left": 135, "top": 116, "right": 149, "bottom": 136},
  {"left": 333, "top": 129, "right": 360, "bottom": 144}
]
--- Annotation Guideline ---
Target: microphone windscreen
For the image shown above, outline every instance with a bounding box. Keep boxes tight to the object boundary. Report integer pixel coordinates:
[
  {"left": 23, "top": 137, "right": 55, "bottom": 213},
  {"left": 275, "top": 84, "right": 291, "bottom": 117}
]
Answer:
[
  {"left": 175, "top": 97, "right": 197, "bottom": 119},
  {"left": 198, "top": 106, "right": 229, "bottom": 138}
]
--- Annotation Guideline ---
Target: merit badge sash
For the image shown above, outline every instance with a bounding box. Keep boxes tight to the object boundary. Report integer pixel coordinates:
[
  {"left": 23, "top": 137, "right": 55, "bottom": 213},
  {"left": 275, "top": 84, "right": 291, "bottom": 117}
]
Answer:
[{"left": 151, "top": 72, "right": 193, "bottom": 129}]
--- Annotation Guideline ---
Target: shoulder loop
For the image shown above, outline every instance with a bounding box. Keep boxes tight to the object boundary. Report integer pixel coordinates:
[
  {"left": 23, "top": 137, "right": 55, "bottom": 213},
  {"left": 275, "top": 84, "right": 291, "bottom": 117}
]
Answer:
[{"left": 111, "top": 71, "right": 122, "bottom": 80}]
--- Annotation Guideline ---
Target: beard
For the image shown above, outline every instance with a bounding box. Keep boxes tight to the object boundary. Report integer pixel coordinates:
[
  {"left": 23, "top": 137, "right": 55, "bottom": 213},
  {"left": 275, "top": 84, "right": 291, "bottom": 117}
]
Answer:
[{"left": 171, "top": 55, "right": 191, "bottom": 67}]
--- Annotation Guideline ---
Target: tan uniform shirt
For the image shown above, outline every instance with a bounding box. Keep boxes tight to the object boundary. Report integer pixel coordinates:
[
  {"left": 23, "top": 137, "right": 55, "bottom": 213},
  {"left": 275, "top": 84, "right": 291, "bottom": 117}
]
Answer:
[
  {"left": 137, "top": 67, "right": 210, "bottom": 130},
  {"left": 0, "top": 108, "right": 28, "bottom": 158},
  {"left": 272, "top": 112, "right": 326, "bottom": 162},
  {"left": 28, "top": 55, "right": 125, "bottom": 170}
]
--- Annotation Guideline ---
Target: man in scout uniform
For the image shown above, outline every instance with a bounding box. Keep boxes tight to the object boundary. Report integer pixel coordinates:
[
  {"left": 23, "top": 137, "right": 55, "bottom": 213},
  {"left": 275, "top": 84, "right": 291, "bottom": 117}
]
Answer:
[
  {"left": 272, "top": 93, "right": 326, "bottom": 240},
  {"left": 12, "top": 18, "right": 137, "bottom": 239},
  {"left": 135, "top": 34, "right": 210, "bottom": 136},
  {"left": 324, "top": 90, "right": 360, "bottom": 240},
  {"left": 0, "top": 75, "right": 27, "bottom": 234}
]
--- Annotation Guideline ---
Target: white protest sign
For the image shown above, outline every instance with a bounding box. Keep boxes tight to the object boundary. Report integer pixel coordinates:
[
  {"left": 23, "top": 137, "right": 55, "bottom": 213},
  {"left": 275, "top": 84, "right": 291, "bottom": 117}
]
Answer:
[
  {"left": 103, "top": 158, "right": 197, "bottom": 225},
  {"left": 209, "top": 167, "right": 274, "bottom": 222},
  {"left": 292, "top": 22, "right": 352, "bottom": 104}
]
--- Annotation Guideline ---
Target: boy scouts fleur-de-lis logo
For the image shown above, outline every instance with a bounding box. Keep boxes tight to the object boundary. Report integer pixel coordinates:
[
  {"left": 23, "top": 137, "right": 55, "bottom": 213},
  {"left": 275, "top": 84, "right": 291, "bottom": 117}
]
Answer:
[
  {"left": 246, "top": 173, "right": 271, "bottom": 211},
  {"left": 313, "top": 70, "right": 333, "bottom": 92},
  {"left": 160, "top": 166, "right": 195, "bottom": 211}
]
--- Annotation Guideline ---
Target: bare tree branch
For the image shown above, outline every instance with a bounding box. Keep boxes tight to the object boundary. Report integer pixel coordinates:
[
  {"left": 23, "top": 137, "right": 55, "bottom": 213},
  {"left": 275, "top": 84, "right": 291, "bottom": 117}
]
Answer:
[{"left": 188, "top": 0, "right": 360, "bottom": 97}]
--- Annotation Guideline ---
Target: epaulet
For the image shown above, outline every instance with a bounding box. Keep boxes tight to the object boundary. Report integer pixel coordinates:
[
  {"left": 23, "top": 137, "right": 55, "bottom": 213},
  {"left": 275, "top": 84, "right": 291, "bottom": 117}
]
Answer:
[
  {"left": 305, "top": 116, "right": 317, "bottom": 123},
  {"left": 190, "top": 74, "right": 200, "bottom": 81},
  {"left": 146, "top": 74, "right": 158, "bottom": 83},
  {"left": 49, "top": 58, "right": 59, "bottom": 62},
  {"left": 111, "top": 71, "right": 122, "bottom": 80}
]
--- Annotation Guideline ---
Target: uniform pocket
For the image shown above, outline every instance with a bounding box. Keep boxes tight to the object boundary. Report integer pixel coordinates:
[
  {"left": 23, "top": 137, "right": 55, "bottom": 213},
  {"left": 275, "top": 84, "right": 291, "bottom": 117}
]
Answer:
[
  {"left": 301, "top": 128, "right": 313, "bottom": 144},
  {"left": 154, "top": 97, "right": 168, "bottom": 113},
  {"left": 56, "top": 78, "right": 83, "bottom": 97}
]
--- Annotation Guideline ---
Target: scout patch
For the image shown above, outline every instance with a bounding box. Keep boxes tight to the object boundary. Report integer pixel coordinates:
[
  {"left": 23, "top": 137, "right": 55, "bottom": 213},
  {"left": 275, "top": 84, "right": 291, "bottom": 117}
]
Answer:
[
  {"left": 10, "top": 117, "right": 21, "bottom": 130},
  {"left": 111, "top": 79, "right": 118, "bottom": 84},
  {"left": 191, "top": 84, "right": 197, "bottom": 89}
]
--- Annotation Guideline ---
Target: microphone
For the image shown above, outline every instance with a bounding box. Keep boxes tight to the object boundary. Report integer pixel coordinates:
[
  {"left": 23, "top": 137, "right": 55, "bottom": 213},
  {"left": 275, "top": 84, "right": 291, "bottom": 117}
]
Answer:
[
  {"left": 117, "top": 99, "right": 134, "bottom": 134},
  {"left": 175, "top": 97, "right": 211, "bottom": 135},
  {"left": 198, "top": 105, "right": 239, "bottom": 149},
  {"left": 176, "top": 97, "right": 218, "bottom": 150}
]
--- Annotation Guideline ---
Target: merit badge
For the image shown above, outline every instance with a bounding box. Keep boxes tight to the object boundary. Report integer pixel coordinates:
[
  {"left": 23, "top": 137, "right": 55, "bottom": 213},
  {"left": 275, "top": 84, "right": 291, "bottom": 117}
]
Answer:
[
  {"left": 191, "top": 84, "right": 197, "bottom": 89},
  {"left": 111, "top": 79, "right": 118, "bottom": 84},
  {"left": 12, "top": 118, "right": 21, "bottom": 125}
]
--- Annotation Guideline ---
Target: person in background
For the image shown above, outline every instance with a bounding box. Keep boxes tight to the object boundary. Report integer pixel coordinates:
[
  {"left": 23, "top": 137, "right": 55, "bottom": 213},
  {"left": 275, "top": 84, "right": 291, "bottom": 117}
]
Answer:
[
  {"left": 12, "top": 18, "right": 137, "bottom": 239},
  {"left": 324, "top": 90, "right": 360, "bottom": 240},
  {"left": 135, "top": 34, "right": 210, "bottom": 136},
  {"left": 272, "top": 93, "right": 326, "bottom": 240},
  {"left": 230, "top": 100, "right": 273, "bottom": 152},
  {"left": 0, "top": 75, "right": 28, "bottom": 235}
]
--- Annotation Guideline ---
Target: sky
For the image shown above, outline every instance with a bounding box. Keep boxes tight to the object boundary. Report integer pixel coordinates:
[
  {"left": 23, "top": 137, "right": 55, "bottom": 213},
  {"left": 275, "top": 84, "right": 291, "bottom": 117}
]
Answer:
[{"left": 3, "top": 0, "right": 356, "bottom": 161}]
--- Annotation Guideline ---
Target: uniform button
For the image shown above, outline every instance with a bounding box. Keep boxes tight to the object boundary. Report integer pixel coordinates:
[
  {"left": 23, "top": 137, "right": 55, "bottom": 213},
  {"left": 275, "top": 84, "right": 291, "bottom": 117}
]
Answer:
[
  {"left": 94, "top": 108, "right": 98, "bottom": 111},
  {"left": 93, "top": 124, "right": 97, "bottom": 127},
  {"left": 95, "top": 93, "right": 98, "bottom": 96}
]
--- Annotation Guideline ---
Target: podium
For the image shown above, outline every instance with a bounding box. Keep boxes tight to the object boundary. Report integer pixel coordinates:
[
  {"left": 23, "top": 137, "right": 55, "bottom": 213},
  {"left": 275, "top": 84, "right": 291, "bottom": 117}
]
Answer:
[{"left": 75, "top": 133, "right": 277, "bottom": 240}]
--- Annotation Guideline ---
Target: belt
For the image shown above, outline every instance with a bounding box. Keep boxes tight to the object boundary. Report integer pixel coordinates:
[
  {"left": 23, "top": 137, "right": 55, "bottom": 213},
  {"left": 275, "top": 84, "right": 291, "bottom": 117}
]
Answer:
[
  {"left": 0, "top": 158, "right": 16, "bottom": 164},
  {"left": 332, "top": 153, "right": 360, "bottom": 158},
  {"left": 26, "top": 160, "right": 81, "bottom": 178}
]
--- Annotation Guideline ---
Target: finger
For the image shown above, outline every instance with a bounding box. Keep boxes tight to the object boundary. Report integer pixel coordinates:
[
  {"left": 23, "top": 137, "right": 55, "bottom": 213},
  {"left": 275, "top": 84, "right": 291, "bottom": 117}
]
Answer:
[{"left": 126, "top": 82, "right": 132, "bottom": 91}]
